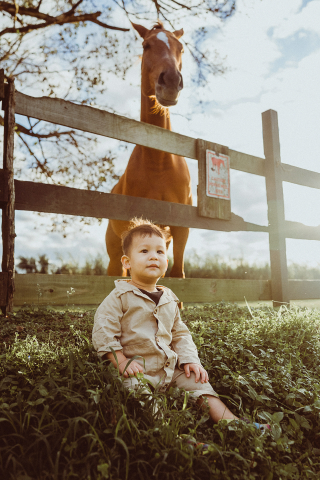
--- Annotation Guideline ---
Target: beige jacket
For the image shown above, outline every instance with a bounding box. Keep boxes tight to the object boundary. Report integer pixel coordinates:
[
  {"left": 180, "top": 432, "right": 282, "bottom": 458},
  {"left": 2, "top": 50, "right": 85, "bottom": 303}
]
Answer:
[{"left": 92, "top": 280, "right": 201, "bottom": 384}]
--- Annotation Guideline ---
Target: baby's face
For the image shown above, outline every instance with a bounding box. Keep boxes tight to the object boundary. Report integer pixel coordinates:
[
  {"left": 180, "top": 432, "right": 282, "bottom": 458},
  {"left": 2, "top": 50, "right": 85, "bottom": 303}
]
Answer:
[{"left": 123, "top": 233, "right": 168, "bottom": 284}]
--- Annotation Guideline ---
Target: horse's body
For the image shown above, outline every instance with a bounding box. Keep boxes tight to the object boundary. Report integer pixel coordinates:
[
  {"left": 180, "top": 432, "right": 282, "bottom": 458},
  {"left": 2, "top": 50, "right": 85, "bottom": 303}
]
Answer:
[{"left": 106, "top": 22, "right": 192, "bottom": 277}]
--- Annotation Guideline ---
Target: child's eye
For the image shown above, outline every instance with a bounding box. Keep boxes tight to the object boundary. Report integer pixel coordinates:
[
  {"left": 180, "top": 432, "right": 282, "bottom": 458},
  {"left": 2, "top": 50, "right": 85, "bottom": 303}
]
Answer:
[
  {"left": 141, "top": 249, "right": 148, "bottom": 253},
  {"left": 158, "top": 250, "right": 165, "bottom": 254}
]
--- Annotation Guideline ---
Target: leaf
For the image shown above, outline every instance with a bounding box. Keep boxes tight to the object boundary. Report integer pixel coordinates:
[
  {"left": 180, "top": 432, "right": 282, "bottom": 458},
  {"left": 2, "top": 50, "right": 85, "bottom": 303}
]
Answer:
[
  {"left": 92, "top": 393, "right": 100, "bottom": 404},
  {"left": 294, "top": 413, "right": 311, "bottom": 430},
  {"left": 115, "top": 437, "right": 129, "bottom": 480},
  {"left": 247, "top": 385, "right": 258, "bottom": 400},
  {"left": 303, "top": 405, "right": 313, "bottom": 413},
  {"left": 313, "top": 399, "right": 320, "bottom": 409},
  {"left": 272, "top": 412, "right": 284, "bottom": 424},
  {"left": 97, "top": 464, "right": 110, "bottom": 479},
  {"left": 289, "top": 418, "right": 299, "bottom": 430},
  {"left": 271, "top": 424, "right": 282, "bottom": 441},
  {"left": 260, "top": 395, "right": 271, "bottom": 401},
  {"left": 38, "top": 385, "right": 48, "bottom": 397}
]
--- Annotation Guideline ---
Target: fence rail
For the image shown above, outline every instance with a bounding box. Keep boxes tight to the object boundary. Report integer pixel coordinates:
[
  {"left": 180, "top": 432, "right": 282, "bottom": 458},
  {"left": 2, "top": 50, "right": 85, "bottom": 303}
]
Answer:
[
  {"left": 1, "top": 273, "right": 319, "bottom": 307},
  {"left": 1, "top": 171, "right": 320, "bottom": 240},
  {"left": 15, "top": 92, "right": 320, "bottom": 190},
  {"left": 1, "top": 78, "right": 320, "bottom": 312}
]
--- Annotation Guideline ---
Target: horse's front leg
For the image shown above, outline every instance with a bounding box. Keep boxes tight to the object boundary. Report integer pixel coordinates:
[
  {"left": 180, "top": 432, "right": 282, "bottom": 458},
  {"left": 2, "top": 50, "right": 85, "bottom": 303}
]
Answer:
[
  {"left": 169, "top": 226, "right": 189, "bottom": 278},
  {"left": 106, "top": 221, "right": 125, "bottom": 276}
]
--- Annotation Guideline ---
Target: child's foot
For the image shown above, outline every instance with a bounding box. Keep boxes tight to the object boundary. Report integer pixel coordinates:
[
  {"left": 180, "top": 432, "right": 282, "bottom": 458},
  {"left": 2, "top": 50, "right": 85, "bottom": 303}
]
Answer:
[
  {"left": 241, "top": 417, "right": 271, "bottom": 432},
  {"left": 253, "top": 422, "right": 271, "bottom": 432},
  {"left": 219, "top": 417, "right": 271, "bottom": 433}
]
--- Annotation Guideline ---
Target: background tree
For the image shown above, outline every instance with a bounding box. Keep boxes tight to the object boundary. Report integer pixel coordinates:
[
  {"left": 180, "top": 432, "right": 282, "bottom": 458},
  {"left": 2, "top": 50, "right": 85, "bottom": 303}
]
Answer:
[
  {"left": 16, "top": 256, "right": 38, "bottom": 273},
  {"left": 0, "top": 0, "right": 236, "bottom": 224}
]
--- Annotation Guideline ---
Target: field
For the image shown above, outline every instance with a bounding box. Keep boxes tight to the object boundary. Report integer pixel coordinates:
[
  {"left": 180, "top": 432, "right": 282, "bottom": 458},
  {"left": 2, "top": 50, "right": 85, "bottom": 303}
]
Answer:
[
  {"left": 16, "top": 252, "right": 320, "bottom": 280},
  {"left": 1, "top": 302, "right": 320, "bottom": 479}
]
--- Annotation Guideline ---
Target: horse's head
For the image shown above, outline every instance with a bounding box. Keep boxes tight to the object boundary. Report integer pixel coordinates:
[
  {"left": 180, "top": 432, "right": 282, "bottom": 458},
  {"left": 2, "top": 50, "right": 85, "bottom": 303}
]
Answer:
[{"left": 132, "top": 22, "right": 184, "bottom": 107}]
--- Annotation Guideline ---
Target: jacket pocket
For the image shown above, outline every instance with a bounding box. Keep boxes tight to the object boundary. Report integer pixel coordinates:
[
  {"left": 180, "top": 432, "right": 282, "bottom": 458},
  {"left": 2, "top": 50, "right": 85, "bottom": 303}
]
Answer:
[{"left": 123, "top": 339, "right": 161, "bottom": 374}]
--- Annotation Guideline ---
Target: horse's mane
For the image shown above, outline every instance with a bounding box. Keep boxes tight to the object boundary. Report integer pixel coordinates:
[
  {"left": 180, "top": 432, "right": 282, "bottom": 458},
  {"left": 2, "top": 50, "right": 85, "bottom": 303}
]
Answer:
[{"left": 151, "top": 21, "right": 164, "bottom": 31}]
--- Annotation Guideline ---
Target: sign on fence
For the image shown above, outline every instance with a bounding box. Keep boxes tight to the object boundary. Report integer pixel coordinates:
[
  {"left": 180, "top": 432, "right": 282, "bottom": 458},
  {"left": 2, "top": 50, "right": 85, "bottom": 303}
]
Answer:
[
  {"left": 206, "top": 150, "right": 230, "bottom": 200},
  {"left": 197, "top": 139, "right": 231, "bottom": 220}
]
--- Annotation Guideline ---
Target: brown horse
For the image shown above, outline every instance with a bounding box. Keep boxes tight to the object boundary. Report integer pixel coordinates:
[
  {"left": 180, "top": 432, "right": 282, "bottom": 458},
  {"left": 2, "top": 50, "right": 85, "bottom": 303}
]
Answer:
[{"left": 106, "top": 21, "right": 192, "bottom": 277}]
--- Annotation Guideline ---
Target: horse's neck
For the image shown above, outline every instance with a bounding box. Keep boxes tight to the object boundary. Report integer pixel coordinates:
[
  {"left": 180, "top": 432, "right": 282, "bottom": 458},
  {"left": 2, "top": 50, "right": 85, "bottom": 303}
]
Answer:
[{"left": 140, "top": 94, "right": 172, "bottom": 130}]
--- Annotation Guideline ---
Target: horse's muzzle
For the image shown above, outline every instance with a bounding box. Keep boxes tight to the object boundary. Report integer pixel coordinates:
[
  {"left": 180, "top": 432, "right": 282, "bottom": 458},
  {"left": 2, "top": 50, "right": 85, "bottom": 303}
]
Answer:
[
  {"left": 155, "top": 69, "right": 183, "bottom": 107},
  {"left": 156, "top": 93, "right": 179, "bottom": 107}
]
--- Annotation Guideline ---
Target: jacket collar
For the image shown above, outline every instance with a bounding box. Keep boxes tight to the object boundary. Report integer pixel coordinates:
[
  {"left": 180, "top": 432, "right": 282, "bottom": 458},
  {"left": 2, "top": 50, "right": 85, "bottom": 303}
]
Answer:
[{"left": 114, "top": 279, "right": 179, "bottom": 304}]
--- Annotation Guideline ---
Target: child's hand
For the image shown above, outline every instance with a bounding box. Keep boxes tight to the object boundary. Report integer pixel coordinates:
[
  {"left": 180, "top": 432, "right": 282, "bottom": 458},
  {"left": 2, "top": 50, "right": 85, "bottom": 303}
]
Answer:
[
  {"left": 184, "top": 363, "right": 209, "bottom": 384},
  {"left": 119, "top": 359, "right": 144, "bottom": 378}
]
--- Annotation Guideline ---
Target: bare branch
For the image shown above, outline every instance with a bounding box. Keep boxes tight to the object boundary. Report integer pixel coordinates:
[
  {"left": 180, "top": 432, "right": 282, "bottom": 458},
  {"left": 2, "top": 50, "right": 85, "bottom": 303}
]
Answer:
[
  {"left": 163, "top": 0, "right": 192, "bottom": 11},
  {"left": 0, "top": 1, "right": 56, "bottom": 22},
  {"left": 17, "top": 131, "right": 48, "bottom": 174},
  {"left": 0, "top": 2, "right": 130, "bottom": 36},
  {"left": 0, "top": 113, "right": 78, "bottom": 139},
  {"left": 65, "top": 0, "right": 84, "bottom": 16}
]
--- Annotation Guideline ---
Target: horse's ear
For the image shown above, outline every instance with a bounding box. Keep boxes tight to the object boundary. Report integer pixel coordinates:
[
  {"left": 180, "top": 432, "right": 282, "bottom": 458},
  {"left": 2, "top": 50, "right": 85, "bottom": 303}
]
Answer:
[
  {"left": 131, "top": 22, "right": 149, "bottom": 39},
  {"left": 173, "top": 28, "right": 184, "bottom": 39}
]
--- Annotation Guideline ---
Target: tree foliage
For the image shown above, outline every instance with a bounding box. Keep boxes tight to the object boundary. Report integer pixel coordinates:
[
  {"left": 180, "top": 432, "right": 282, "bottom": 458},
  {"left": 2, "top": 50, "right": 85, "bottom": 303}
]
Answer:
[{"left": 0, "top": 0, "right": 236, "bottom": 192}]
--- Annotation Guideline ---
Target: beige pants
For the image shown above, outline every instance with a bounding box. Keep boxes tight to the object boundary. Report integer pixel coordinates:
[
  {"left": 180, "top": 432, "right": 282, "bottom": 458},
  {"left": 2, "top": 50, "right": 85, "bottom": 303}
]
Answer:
[{"left": 122, "top": 367, "right": 218, "bottom": 398}]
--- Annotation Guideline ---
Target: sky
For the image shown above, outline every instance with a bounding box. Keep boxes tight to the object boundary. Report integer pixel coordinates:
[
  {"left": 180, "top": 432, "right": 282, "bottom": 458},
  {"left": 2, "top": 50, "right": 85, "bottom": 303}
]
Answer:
[{"left": 1, "top": 0, "right": 320, "bottom": 272}]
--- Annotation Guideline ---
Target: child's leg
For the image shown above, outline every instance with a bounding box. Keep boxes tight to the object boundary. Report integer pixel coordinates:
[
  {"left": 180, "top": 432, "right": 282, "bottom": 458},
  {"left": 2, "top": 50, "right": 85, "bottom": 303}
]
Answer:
[{"left": 197, "top": 395, "right": 238, "bottom": 423}]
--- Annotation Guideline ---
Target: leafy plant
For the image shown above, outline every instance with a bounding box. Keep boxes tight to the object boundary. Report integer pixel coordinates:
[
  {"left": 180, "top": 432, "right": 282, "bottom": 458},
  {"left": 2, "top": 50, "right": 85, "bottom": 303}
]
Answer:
[{"left": 1, "top": 303, "right": 320, "bottom": 478}]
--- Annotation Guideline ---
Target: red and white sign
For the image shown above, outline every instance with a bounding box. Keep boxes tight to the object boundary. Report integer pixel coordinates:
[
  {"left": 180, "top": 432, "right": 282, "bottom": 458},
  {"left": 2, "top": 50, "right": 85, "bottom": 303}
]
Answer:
[{"left": 206, "top": 150, "right": 230, "bottom": 199}]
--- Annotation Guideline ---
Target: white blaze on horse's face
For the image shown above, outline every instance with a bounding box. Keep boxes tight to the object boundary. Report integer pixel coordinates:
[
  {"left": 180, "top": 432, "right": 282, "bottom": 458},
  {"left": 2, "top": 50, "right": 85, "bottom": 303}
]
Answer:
[{"left": 157, "top": 31, "right": 170, "bottom": 50}]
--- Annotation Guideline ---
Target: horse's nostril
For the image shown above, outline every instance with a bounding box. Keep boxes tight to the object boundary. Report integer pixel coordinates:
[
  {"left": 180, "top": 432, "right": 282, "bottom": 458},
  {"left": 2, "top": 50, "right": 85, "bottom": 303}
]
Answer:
[{"left": 158, "top": 72, "right": 166, "bottom": 86}]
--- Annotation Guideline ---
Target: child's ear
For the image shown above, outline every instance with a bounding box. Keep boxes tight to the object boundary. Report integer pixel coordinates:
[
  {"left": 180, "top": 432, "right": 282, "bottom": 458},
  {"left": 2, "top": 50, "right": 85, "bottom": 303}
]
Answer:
[{"left": 121, "top": 255, "right": 131, "bottom": 270}]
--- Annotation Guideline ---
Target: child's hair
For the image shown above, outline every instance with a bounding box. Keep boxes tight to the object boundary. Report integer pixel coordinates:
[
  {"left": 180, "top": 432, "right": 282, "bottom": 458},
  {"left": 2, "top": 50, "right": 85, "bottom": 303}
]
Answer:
[{"left": 121, "top": 218, "right": 171, "bottom": 256}]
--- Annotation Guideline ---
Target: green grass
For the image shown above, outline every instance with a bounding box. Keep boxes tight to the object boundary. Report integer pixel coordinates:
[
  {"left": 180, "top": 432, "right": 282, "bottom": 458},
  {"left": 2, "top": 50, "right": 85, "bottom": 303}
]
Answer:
[{"left": 1, "top": 303, "right": 320, "bottom": 479}]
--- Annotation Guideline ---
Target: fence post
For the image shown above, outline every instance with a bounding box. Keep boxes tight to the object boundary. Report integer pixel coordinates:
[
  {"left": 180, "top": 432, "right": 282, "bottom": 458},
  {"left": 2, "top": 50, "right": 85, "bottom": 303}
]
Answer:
[
  {"left": 262, "top": 109, "right": 289, "bottom": 307},
  {"left": 1, "top": 77, "right": 16, "bottom": 314}
]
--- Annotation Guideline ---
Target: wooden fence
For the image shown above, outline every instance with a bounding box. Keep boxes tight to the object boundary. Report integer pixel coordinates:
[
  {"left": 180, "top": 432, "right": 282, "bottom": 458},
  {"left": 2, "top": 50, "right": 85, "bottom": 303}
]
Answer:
[{"left": 1, "top": 72, "right": 320, "bottom": 312}]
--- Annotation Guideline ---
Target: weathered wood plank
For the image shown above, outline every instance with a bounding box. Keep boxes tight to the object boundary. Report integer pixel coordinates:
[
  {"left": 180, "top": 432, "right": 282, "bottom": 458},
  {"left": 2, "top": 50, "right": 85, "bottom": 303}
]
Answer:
[
  {"left": 284, "top": 220, "right": 320, "bottom": 241},
  {"left": 289, "top": 280, "right": 320, "bottom": 300},
  {"left": 262, "top": 109, "right": 289, "bottom": 307},
  {"left": 281, "top": 163, "right": 320, "bottom": 190},
  {"left": 15, "top": 91, "right": 267, "bottom": 176},
  {"left": 15, "top": 92, "right": 197, "bottom": 159},
  {"left": 0, "top": 169, "right": 9, "bottom": 207},
  {"left": 0, "top": 69, "right": 4, "bottom": 101},
  {"left": 0, "top": 272, "right": 8, "bottom": 305},
  {"left": 197, "top": 139, "right": 231, "bottom": 220},
  {"left": 229, "top": 149, "right": 265, "bottom": 177},
  {"left": 14, "top": 91, "right": 320, "bottom": 187},
  {"left": 3, "top": 173, "right": 267, "bottom": 233},
  {"left": 12, "top": 274, "right": 320, "bottom": 305},
  {"left": 2, "top": 172, "right": 319, "bottom": 239},
  {"left": 1, "top": 79, "right": 16, "bottom": 314},
  {"left": 13, "top": 274, "right": 272, "bottom": 305}
]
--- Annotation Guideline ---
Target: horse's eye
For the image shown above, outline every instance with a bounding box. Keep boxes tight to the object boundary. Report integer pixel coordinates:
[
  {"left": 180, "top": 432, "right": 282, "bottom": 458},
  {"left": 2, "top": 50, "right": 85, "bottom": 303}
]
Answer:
[{"left": 143, "top": 43, "right": 150, "bottom": 50}]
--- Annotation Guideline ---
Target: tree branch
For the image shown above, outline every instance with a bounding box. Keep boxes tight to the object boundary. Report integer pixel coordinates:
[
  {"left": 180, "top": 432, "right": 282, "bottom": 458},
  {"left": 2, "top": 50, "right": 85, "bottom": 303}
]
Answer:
[
  {"left": 0, "top": 2, "right": 130, "bottom": 35},
  {"left": 0, "top": 113, "right": 77, "bottom": 139},
  {"left": 17, "top": 131, "right": 48, "bottom": 174}
]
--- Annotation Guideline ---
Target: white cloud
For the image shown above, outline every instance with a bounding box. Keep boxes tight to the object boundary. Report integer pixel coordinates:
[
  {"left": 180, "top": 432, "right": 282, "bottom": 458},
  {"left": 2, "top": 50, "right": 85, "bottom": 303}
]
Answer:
[{"left": 273, "top": 0, "right": 320, "bottom": 38}]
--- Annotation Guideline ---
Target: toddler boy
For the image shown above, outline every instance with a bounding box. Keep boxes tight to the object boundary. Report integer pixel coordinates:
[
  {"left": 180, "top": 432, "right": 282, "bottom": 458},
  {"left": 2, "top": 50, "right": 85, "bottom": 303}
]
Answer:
[{"left": 92, "top": 219, "right": 237, "bottom": 423}]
